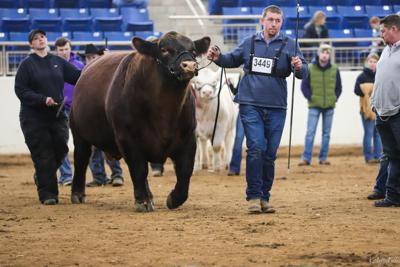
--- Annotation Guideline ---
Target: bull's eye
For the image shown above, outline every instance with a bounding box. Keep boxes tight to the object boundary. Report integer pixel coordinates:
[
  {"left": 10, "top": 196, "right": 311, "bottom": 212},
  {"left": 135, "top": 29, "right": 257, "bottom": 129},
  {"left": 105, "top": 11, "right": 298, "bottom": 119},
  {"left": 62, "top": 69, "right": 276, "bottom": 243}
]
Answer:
[{"left": 160, "top": 47, "right": 169, "bottom": 56}]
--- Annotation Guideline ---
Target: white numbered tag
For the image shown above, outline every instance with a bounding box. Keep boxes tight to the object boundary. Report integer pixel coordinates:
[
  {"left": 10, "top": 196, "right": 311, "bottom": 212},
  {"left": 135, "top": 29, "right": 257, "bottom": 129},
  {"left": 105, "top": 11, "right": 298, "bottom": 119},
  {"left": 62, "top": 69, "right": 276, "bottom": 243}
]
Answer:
[{"left": 251, "top": 57, "right": 274, "bottom": 74}]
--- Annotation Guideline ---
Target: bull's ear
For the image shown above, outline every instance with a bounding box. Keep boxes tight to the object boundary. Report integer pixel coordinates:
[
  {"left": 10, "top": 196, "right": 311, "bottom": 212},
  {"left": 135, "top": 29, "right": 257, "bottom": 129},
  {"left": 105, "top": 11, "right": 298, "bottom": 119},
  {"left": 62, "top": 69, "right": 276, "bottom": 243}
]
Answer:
[
  {"left": 132, "top": 37, "right": 157, "bottom": 56},
  {"left": 194, "top": 37, "right": 211, "bottom": 55}
]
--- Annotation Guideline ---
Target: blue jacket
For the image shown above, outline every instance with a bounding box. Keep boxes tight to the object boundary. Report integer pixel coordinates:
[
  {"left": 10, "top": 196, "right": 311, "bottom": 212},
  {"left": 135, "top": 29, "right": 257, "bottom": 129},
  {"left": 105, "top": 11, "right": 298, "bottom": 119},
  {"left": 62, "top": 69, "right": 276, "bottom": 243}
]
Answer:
[
  {"left": 214, "top": 31, "right": 309, "bottom": 109},
  {"left": 300, "top": 56, "right": 342, "bottom": 101}
]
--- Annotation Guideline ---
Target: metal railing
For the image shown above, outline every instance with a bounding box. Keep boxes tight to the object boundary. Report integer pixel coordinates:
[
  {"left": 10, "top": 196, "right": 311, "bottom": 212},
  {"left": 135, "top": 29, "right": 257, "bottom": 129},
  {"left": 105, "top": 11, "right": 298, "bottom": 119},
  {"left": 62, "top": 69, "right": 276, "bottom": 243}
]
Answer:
[{"left": 0, "top": 36, "right": 384, "bottom": 75}]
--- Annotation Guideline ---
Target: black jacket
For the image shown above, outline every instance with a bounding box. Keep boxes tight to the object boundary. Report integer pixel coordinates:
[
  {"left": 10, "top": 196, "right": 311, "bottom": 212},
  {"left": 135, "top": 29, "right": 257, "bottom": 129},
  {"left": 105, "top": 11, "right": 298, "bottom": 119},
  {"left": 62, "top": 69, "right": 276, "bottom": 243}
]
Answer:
[
  {"left": 301, "top": 22, "right": 329, "bottom": 47},
  {"left": 15, "top": 53, "right": 81, "bottom": 120}
]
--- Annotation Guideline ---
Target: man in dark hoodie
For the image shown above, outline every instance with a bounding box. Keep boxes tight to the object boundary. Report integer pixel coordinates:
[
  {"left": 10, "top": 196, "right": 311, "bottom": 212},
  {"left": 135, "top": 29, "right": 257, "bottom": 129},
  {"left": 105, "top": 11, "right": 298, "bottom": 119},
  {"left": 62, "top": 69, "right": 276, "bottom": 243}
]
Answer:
[{"left": 298, "top": 44, "right": 342, "bottom": 166}]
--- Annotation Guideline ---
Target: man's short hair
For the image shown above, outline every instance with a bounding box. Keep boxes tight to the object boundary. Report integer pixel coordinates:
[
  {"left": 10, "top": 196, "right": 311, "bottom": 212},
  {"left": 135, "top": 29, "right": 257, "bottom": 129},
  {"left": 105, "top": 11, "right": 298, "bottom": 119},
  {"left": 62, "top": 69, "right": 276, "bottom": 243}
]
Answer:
[
  {"left": 318, "top": 43, "right": 332, "bottom": 54},
  {"left": 55, "top": 37, "right": 71, "bottom": 48},
  {"left": 262, "top": 5, "right": 283, "bottom": 18},
  {"left": 380, "top": 14, "right": 400, "bottom": 30}
]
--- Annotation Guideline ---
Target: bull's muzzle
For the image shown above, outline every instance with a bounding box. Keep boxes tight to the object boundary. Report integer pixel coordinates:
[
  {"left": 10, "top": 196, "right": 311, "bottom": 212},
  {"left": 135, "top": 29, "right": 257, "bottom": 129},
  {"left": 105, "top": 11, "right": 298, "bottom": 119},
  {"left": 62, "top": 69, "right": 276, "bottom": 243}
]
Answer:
[{"left": 180, "top": 61, "right": 198, "bottom": 73}]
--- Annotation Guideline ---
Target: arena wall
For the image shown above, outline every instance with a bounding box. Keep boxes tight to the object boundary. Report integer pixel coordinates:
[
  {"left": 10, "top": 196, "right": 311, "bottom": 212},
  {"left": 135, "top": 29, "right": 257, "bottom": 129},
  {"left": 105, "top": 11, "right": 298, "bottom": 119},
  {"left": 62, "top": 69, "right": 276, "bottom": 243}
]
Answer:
[{"left": 0, "top": 71, "right": 364, "bottom": 154}]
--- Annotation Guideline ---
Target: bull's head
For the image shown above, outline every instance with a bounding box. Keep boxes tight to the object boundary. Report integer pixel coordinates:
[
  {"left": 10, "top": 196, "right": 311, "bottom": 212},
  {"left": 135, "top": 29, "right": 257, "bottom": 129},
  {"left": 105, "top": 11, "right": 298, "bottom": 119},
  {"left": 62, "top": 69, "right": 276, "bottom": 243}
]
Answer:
[
  {"left": 132, "top": 32, "right": 211, "bottom": 81},
  {"left": 192, "top": 68, "right": 219, "bottom": 101}
]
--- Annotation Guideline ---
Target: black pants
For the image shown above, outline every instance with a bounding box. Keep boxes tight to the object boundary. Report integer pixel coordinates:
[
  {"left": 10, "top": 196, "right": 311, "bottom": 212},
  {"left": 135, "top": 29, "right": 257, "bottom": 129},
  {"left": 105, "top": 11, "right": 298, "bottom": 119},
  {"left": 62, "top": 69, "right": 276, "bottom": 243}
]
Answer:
[
  {"left": 20, "top": 117, "right": 69, "bottom": 203},
  {"left": 376, "top": 112, "right": 400, "bottom": 203}
]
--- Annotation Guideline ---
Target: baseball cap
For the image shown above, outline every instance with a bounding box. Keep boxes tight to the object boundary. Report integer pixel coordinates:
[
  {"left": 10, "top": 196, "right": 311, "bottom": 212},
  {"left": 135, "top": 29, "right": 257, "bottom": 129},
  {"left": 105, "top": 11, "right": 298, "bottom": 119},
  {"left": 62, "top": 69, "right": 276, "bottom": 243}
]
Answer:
[{"left": 28, "top": 29, "right": 46, "bottom": 43}]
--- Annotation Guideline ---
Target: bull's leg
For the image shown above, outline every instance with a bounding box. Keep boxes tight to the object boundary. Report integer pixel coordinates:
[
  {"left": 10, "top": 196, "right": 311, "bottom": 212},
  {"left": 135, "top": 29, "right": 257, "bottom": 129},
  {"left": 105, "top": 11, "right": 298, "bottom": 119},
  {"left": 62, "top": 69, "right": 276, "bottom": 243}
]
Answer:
[
  {"left": 168, "top": 135, "right": 196, "bottom": 209},
  {"left": 223, "top": 128, "right": 235, "bottom": 170},
  {"left": 193, "top": 137, "right": 201, "bottom": 172},
  {"left": 124, "top": 155, "right": 154, "bottom": 212},
  {"left": 199, "top": 136, "right": 209, "bottom": 169},
  {"left": 70, "top": 132, "right": 92, "bottom": 204},
  {"left": 211, "top": 128, "right": 226, "bottom": 172}
]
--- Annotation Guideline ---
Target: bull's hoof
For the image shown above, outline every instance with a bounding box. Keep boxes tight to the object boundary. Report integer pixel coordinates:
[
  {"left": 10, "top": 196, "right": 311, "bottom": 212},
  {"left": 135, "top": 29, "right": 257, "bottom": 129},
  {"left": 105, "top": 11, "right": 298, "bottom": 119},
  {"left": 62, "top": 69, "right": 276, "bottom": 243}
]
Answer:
[
  {"left": 166, "top": 193, "right": 187, "bottom": 210},
  {"left": 135, "top": 200, "right": 154, "bottom": 212},
  {"left": 201, "top": 164, "right": 208, "bottom": 170},
  {"left": 71, "top": 193, "right": 86, "bottom": 204}
]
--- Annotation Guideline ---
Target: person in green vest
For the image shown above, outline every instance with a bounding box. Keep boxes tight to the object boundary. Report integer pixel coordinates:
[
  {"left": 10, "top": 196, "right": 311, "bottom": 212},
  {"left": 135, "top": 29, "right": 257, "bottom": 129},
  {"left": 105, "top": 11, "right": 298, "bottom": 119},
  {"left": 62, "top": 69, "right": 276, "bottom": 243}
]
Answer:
[{"left": 298, "top": 44, "right": 342, "bottom": 166}]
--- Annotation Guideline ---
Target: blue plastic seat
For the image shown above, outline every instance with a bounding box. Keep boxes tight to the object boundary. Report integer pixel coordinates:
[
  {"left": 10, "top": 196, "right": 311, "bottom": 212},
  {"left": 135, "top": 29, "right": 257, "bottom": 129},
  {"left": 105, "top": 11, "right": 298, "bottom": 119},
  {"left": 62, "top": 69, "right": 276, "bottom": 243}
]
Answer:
[
  {"left": 113, "top": 0, "right": 148, "bottom": 8},
  {"left": 0, "top": 0, "right": 19, "bottom": 8},
  {"left": 330, "top": 28, "right": 354, "bottom": 46},
  {"left": 134, "top": 31, "right": 161, "bottom": 40},
  {"left": 60, "top": 8, "right": 92, "bottom": 31},
  {"left": 90, "top": 8, "right": 120, "bottom": 17},
  {"left": 394, "top": 5, "right": 400, "bottom": 13},
  {"left": 238, "top": 0, "right": 269, "bottom": 7},
  {"left": 45, "top": 31, "right": 71, "bottom": 42},
  {"left": 103, "top": 31, "right": 133, "bottom": 41},
  {"left": 30, "top": 8, "right": 62, "bottom": 32},
  {"left": 23, "top": 0, "right": 51, "bottom": 8},
  {"left": 272, "top": 0, "right": 296, "bottom": 6},
  {"left": 9, "top": 31, "right": 30, "bottom": 41},
  {"left": 365, "top": 5, "right": 393, "bottom": 17},
  {"left": 121, "top": 7, "right": 153, "bottom": 32},
  {"left": 0, "top": 32, "right": 8, "bottom": 41},
  {"left": 353, "top": 28, "right": 373, "bottom": 47},
  {"left": 237, "top": 27, "right": 254, "bottom": 43},
  {"left": 251, "top": 7, "right": 264, "bottom": 15},
  {"left": 72, "top": 31, "right": 103, "bottom": 41},
  {"left": 53, "top": 0, "right": 81, "bottom": 8},
  {"left": 0, "top": 8, "right": 30, "bottom": 32},
  {"left": 85, "top": 0, "right": 112, "bottom": 8},
  {"left": 337, "top": 5, "right": 369, "bottom": 29}
]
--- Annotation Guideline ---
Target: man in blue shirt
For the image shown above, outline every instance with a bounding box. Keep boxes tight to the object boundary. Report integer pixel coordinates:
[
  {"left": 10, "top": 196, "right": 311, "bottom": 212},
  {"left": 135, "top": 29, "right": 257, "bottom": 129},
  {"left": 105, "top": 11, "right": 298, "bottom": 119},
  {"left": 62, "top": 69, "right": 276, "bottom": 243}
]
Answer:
[{"left": 207, "top": 5, "right": 308, "bottom": 213}]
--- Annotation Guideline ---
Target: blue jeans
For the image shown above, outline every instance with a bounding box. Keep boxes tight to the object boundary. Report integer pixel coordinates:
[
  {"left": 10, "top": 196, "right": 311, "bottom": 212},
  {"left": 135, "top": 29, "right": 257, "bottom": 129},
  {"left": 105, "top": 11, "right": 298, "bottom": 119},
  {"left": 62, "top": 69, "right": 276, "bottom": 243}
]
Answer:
[
  {"left": 229, "top": 115, "right": 245, "bottom": 174},
  {"left": 302, "top": 108, "right": 334, "bottom": 163},
  {"left": 240, "top": 104, "right": 286, "bottom": 201},
  {"left": 360, "top": 113, "right": 382, "bottom": 161},
  {"left": 89, "top": 147, "right": 123, "bottom": 183},
  {"left": 375, "top": 112, "right": 400, "bottom": 203},
  {"left": 59, "top": 107, "right": 72, "bottom": 184},
  {"left": 373, "top": 153, "right": 389, "bottom": 194}
]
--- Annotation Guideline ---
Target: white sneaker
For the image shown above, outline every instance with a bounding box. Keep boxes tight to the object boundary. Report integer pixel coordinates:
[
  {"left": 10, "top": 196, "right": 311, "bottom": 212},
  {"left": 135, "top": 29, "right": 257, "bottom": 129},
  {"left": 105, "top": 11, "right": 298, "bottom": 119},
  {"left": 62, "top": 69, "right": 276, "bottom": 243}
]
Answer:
[
  {"left": 248, "top": 199, "right": 261, "bottom": 213},
  {"left": 260, "top": 200, "right": 276, "bottom": 213}
]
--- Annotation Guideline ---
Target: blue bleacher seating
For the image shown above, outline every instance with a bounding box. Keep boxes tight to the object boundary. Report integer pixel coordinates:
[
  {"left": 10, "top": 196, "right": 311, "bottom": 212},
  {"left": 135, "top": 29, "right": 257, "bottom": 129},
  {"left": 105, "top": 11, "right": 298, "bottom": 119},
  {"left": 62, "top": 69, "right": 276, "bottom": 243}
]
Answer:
[
  {"left": 392, "top": 5, "right": 400, "bottom": 13},
  {"left": 113, "top": 0, "right": 148, "bottom": 8},
  {"left": 30, "top": 8, "right": 63, "bottom": 32},
  {"left": 9, "top": 31, "right": 30, "bottom": 41},
  {"left": 23, "top": 0, "right": 51, "bottom": 8},
  {"left": 91, "top": 8, "right": 122, "bottom": 31},
  {"left": 134, "top": 31, "right": 161, "bottom": 40},
  {"left": 53, "top": 0, "right": 81, "bottom": 8},
  {"left": 0, "top": 8, "right": 30, "bottom": 32},
  {"left": 282, "top": 6, "right": 310, "bottom": 29},
  {"left": 103, "top": 31, "right": 133, "bottom": 41},
  {"left": 365, "top": 5, "right": 393, "bottom": 18},
  {"left": 60, "top": 8, "right": 92, "bottom": 31},
  {"left": 0, "top": 0, "right": 19, "bottom": 8},
  {"left": 330, "top": 28, "right": 354, "bottom": 46},
  {"left": 238, "top": 0, "right": 269, "bottom": 7},
  {"left": 90, "top": 7, "right": 120, "bottom": 17},
  {"left": 285, "top": 29, "right": 304, "bottom": 39},
  {"left": 0, "top": 32, "right": 8, "bottom": 41},
  {"left": 72, "top": 31, "right": 103, "bottom": 41},
  {"left": 353, "top": 28, "right": 373, "bottom": 47},
  {"left": 237, "top": 27, "right": 253, "bottom": 43},
  {"left": 85, "top": 0, "right": 112, "bottom": 8},
  {"left": 272, "top": 0, "right": 297, "bottom": 6},
  {"left": 45, "top": 31, "right": 71, "bottom": 42},
  {"left": 337, "top": 5, "right": 369, "bottom": 29},
  {"left": 121, "top": 7, "right": 153, "bottom": 32},
  {"left": 222, "top": 7, "right": 252, "bottom": 43},
  {"left": 251, "top": 7, "right": 264, "bottom": 15}
]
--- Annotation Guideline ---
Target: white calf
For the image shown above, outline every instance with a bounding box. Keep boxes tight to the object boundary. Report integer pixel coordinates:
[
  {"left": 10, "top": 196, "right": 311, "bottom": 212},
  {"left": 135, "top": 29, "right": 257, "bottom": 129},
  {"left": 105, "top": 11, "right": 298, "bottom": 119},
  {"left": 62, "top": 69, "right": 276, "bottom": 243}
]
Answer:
[{"left": 192, "top": 68, "right": 238, "bottom": 172}]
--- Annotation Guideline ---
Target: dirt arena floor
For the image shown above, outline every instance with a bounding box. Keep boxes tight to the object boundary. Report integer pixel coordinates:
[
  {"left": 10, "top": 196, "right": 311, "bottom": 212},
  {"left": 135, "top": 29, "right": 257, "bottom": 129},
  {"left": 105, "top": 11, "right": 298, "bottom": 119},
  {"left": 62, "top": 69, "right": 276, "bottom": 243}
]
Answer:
[{"left": 1, "top": 146, "right": 400, "bottom": 267}]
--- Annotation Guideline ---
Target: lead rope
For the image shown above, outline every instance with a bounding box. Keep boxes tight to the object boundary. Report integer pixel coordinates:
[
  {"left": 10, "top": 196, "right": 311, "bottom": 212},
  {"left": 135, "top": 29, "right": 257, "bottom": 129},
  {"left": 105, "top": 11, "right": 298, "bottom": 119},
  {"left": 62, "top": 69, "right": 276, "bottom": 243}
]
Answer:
[{"left": 211, "top": 66, "right": 225, "bottom": 146}]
